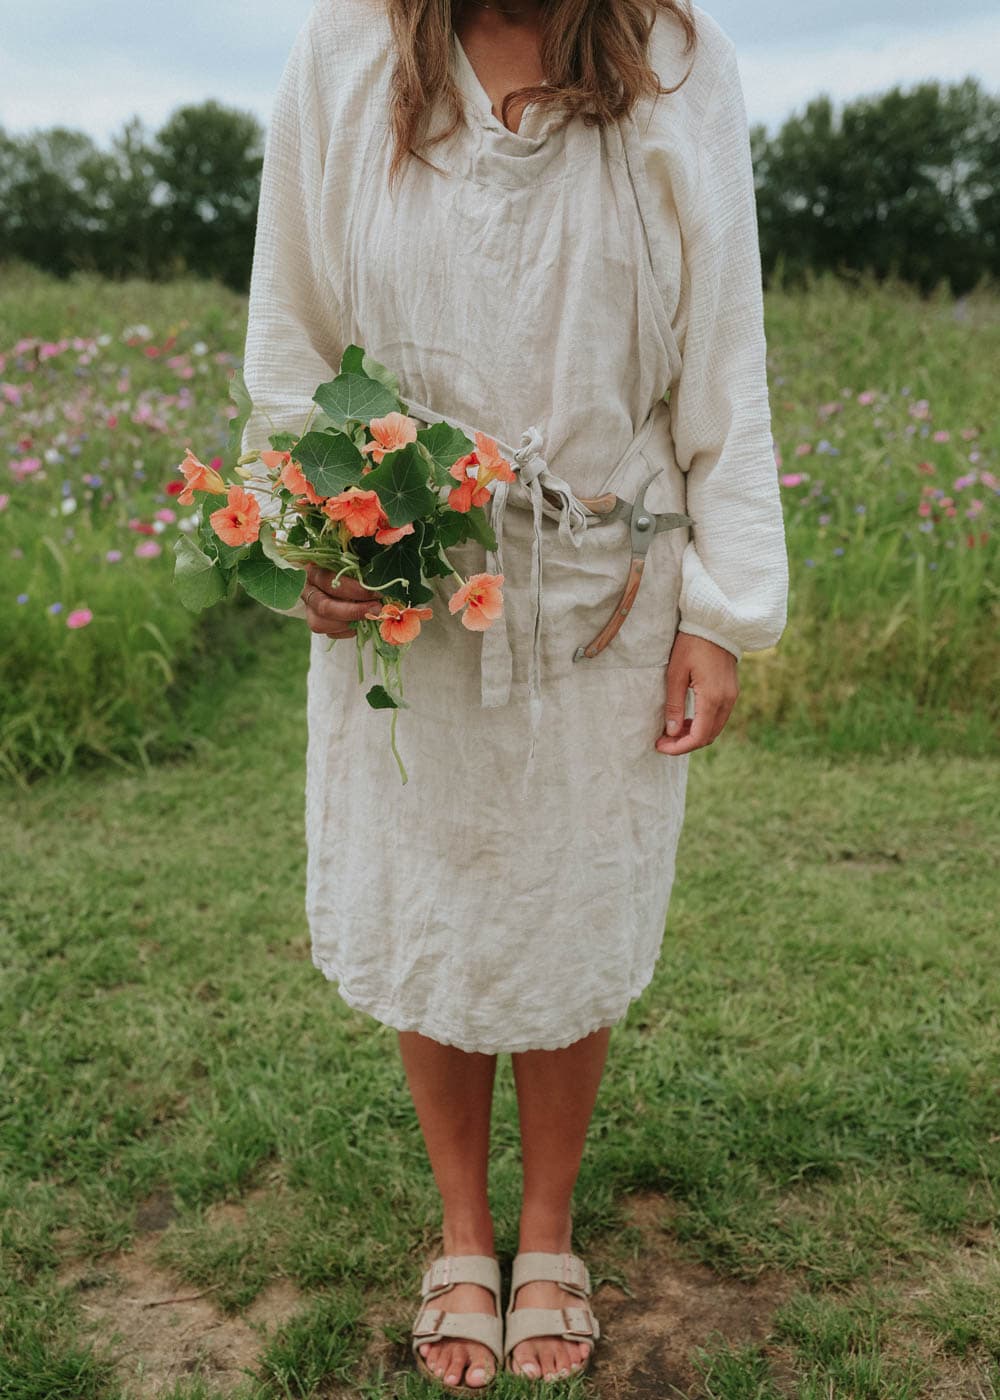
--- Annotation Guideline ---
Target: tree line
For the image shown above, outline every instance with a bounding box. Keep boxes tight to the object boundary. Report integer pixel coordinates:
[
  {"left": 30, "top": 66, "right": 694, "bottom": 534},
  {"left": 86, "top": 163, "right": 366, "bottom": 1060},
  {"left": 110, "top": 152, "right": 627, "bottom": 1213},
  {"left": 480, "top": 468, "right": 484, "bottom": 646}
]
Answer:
[{"left": 1, "top": 75, "right": 997, "bottom": 297}]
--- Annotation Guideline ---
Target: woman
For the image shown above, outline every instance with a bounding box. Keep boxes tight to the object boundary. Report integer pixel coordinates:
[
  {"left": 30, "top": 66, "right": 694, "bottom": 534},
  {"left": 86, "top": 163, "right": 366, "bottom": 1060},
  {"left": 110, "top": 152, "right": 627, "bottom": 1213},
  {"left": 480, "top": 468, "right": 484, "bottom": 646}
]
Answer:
[{"left": 240, "top": 0, "right": 788, "bottom": 1389}]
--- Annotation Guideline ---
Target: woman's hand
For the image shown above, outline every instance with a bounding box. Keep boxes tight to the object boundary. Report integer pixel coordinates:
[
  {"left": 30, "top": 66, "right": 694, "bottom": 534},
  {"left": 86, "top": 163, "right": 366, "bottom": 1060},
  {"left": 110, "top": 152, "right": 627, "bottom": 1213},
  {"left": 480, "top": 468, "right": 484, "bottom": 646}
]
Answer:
[
  {"left": 301, "top": 562, "right": 384, "bottom": 638},
  {"left": 654, "top": 632, "right": 739, "bottom": 755}
]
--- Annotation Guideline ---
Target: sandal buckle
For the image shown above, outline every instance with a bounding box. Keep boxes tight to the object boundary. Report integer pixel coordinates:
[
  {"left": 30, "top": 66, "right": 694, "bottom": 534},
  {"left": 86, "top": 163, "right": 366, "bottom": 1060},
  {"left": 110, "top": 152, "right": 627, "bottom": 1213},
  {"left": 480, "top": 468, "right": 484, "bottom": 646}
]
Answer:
[
  {"left": 562, "top": 1305, "right": 593, "bottom": 1337},
  {"left": 562, "top": 1254, "right": 589, "bottom": 1293},
  {"left": 413, "top": 1306, "right": 444, "bottom": 1337},
  {"left": 427, "top": 1257, "right": 452, "bottom": 1291}
]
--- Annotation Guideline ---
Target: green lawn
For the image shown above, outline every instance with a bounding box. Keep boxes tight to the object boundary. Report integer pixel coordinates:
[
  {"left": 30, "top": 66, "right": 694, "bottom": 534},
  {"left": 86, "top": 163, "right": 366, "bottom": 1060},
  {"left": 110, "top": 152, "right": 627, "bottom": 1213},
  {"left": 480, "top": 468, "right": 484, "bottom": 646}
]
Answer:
[{"left": 2, "top": 618, "right": 997, "bottom": 1398}]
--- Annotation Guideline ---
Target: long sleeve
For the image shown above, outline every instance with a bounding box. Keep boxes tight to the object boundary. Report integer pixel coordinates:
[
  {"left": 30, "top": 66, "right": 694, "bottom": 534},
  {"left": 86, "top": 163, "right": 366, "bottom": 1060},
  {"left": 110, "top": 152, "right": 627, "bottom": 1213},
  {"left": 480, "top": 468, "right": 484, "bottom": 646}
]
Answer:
[
  {"left": 239, "top": 7, "right": 344, "bottom": 620},
  {"left": 668, "top": 38, "right": 789, "bottom": 662}
]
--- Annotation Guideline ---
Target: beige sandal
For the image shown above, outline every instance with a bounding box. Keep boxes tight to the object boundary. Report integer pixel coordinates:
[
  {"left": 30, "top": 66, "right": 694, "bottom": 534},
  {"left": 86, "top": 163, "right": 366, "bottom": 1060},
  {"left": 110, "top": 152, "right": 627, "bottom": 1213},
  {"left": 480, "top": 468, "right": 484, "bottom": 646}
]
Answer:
[
  {"left": 412, "top": 1254, "right": 504, "bottom": 1395},
  {"left": 503, "top": 1251, "right": 600, "bottom": 1379}
]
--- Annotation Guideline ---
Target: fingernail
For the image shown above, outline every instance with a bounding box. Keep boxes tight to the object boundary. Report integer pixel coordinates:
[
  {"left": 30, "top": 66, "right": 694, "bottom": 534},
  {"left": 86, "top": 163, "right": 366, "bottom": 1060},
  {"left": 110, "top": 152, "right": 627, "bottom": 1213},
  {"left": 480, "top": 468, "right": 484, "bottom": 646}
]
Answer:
[
  {"left": 468, "top": 1367, "right": 486, "bottom": 1382},
  {"left": 666, "top": 719, "right": 679, "bottom": 734}
]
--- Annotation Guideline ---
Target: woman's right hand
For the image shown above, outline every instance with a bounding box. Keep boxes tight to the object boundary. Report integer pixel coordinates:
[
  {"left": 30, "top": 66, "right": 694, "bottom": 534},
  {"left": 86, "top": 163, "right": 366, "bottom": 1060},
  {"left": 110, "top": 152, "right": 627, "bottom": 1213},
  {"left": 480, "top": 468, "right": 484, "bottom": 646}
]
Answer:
[{"left": 301, "top": 562, "right": 384, "bottom": 638}]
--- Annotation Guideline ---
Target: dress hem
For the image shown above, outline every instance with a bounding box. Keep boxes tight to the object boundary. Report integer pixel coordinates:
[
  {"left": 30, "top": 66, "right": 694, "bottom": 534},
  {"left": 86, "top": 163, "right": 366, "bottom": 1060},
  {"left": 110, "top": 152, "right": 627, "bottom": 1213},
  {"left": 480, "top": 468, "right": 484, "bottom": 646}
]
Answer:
[{"left": 310, "top": 947, "right": 661, "bottom": 1054}]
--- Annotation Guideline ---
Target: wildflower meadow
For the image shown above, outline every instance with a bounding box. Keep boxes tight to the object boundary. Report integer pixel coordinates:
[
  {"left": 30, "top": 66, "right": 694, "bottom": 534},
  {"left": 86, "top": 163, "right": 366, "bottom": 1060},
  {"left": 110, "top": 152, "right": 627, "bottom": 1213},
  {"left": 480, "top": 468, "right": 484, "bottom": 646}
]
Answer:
[{"left": 1, "top": 262, "right": 996, "bottom": 784}]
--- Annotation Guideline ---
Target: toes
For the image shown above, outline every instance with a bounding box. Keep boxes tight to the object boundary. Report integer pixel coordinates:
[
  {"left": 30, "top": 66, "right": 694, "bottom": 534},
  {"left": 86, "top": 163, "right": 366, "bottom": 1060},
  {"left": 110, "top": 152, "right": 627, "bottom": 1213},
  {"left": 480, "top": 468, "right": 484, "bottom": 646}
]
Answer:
[
  {"left": 539, "top": 1342, "right": 562, "bottom": 1380},
  {"left": 550, "top": 1341, "right": 572, "bottom": 1377},
  {"left": 430, "top": 1342, "right": 449, "bottom": 1379},
  {"left": 514, "top": 1343, "right": 541, "bottom": 1379},
  {"left": 466, "top": 1350, "right": 494, "bottom": 1388},
  {"left": 441, "top": 1344, "right": 464, "bottom": 1387}
]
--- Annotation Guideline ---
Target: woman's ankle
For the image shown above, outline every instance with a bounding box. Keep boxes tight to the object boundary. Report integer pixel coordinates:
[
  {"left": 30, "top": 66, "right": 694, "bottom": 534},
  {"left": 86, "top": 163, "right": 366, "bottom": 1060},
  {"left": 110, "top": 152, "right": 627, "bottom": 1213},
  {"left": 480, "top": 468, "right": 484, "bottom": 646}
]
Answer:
[
  {"left": 517, "top": 1205, "right": 573, "bottom": 1254},
  {"left": 442, "top": 1209, "right": 496, "bottom": 1256}
]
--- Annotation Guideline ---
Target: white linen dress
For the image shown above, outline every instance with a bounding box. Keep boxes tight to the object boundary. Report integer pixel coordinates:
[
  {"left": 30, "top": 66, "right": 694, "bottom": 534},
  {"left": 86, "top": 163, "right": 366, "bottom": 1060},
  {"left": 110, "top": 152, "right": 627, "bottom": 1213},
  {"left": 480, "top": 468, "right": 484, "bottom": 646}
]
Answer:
[{"left": 239, "top": 0, "right": 789, "bottom": 1053}]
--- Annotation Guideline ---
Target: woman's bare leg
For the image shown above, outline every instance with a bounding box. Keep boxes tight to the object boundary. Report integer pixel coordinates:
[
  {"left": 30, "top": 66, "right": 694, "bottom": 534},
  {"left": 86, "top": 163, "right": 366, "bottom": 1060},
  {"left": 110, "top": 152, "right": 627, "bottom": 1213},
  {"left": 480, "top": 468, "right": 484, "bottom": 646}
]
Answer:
[
  {"left": 508, "top": 1026, "right": 612, "bottom": 1381},
  {"left": 397, "top": 1030, "right": 499, "bottom": 1390}
]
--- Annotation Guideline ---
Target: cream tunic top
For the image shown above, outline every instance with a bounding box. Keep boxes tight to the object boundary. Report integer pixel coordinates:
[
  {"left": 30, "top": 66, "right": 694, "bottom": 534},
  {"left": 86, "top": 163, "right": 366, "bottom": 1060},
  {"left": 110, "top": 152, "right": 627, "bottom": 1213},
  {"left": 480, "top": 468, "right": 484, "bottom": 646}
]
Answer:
[{"left": 239, "top": 0, "right": 788, "bottom": 1053}]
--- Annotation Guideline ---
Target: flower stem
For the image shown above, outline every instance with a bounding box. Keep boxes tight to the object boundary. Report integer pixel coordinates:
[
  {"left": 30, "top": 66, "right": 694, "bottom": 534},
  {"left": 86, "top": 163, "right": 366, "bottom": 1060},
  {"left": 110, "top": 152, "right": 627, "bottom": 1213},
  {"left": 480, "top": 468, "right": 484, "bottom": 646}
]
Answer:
[{"left": 389, "top": 707, "right": 407, "bottom": 785}]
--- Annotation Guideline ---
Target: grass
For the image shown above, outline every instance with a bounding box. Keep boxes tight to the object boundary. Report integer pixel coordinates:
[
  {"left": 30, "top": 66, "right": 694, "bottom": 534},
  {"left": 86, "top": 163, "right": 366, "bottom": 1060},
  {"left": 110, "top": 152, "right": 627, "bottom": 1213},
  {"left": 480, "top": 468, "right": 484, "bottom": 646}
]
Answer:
[
  {"left": 1, "top": 618, "right": 998, "bottom": 1397},
  {"left": 2, "top": 262, "right": 998, "bottom": 1395}
]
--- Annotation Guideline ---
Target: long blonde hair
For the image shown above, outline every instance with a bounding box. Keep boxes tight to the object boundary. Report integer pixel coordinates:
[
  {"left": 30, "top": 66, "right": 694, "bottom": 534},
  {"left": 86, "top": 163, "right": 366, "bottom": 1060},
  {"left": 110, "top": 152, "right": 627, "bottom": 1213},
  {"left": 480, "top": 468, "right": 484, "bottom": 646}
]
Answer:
[{"left": 383, "top": 0, "right": 698, "bottom": 189}]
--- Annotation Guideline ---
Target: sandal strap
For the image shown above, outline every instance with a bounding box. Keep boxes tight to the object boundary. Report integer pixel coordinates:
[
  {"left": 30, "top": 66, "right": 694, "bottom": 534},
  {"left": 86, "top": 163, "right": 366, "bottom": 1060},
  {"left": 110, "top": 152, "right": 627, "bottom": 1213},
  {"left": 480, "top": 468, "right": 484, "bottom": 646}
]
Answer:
[
  {"left": 503, "top": 1304, "right": 600, "bottom": 1357},
  {"left": 509, "top": 1251, "right": 591, "bottom": 1298},
  {"left": 420, "top": 1254, "right": 502, "bottom": 1309},
  {"left": 412, "top": 1306, "right": 504, "bottom": 1364}
]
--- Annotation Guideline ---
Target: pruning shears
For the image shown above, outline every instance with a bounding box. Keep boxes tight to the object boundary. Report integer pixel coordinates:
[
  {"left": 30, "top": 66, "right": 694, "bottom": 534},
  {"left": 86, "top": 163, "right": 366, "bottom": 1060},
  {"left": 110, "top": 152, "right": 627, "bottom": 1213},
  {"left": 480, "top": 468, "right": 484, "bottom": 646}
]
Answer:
[{"left": 563, "top": 468, "right": 694, "bottom": 662}]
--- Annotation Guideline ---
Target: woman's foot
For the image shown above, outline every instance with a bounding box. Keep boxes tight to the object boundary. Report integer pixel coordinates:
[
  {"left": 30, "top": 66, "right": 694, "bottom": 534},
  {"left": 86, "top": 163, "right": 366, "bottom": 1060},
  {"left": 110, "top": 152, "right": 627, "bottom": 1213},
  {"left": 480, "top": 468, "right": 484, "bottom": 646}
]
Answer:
[
  {"left": 417, "top": 1231, "right": 499, "bottom": 1390},
  {"left": 507, "top": 1217, "right": 593, "bottom": 1381}
]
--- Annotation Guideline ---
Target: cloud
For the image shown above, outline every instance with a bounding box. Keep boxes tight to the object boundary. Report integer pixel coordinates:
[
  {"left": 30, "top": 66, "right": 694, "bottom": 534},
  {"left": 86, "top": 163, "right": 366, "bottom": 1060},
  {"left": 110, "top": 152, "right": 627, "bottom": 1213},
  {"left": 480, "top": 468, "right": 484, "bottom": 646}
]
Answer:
[
  {"left": 0, "top": 50, "right": 273, "bottom": 146},
  {"left": 738, "top": 13, "right": 1000, "bottom": 131},
  {"left": 0, "top": 1, "right": 996, "bottom": 144},
  {"left": 0, "top": 0, "right": 311, "bottom": 144}
]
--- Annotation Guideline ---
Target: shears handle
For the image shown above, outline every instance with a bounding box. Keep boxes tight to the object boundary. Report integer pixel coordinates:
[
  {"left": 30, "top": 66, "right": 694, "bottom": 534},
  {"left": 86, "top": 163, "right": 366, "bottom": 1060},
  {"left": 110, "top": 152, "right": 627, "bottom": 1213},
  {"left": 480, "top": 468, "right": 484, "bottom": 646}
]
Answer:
[
  {"left": 572, "top": 556, "right": 646, "bottom": 661},
  {"left": 577, "top": 492, "right": 619, "bottom": 515}
]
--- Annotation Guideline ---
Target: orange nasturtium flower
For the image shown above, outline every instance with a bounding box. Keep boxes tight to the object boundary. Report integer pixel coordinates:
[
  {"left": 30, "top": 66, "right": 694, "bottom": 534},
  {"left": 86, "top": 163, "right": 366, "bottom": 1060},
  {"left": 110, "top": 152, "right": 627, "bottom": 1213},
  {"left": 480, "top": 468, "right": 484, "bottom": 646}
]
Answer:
[
  {"left": 322, "top": 487, "right": 419, "bottom": 544},
  {"left": 361, "top": 412, "right": 419, "bottom": 465},
  {"left": 364, "top": 601, "right": 434, "bottom": 646},
  {"left": 210, "top": 484, "right": 261, "bottom": 546},
  {"left": 448, "top": 572, "right": 505, "bottom": 631},
  {"left": 374, "top": 519, "right": 416, "bottom": 545},
  {"left": 176, "top": 448, "right": 226, "bottom": 505},
  {"left": 322, "top": 487, "right": 385, "bottom": 537},
  {"left": 277, "top": 454, "right": 325, "bottom": 506},
  {"left": 447, "top": 432, "right": 516, "bottom": 513}
]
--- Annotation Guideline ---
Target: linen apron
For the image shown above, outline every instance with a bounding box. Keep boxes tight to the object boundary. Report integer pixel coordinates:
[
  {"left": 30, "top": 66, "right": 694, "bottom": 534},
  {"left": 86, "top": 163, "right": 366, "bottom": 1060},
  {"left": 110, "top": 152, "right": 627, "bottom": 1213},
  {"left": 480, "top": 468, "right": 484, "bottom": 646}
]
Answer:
[{"left": 302, "top": 32, "right": 695, "bottom": 1053}]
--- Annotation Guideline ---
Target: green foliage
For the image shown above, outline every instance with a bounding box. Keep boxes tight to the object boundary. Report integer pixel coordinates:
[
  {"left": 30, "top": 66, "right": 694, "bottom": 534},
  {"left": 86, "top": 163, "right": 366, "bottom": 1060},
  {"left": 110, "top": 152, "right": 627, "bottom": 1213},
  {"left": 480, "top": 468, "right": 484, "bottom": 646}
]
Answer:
[
  {"left": 173, "top": 535, "right": 228, "bottom": 612},
  {"left": 312, "top": 370, "right": 400, "bottom": 427},
  {"left": 226, "top": 365, "right": 253, "bottom": 456},
  {"left": 415, "top": 420, "right": 476, "bottom": 483},
  {"left": 361, "top": 525, "right": 435, "bottom": 607},
  {"left": 365, "top": 683, "right": 401, "bottom": 709},
  {"left": 363, "top": 444, "right": 441, "bottom": 527},
  {"left": 237, "top": 551, "right": 306, "bottom": 611},
  {"left": 0, "top": 104, "right": 264, "bottom": 290},
  {"left": 292, "top": 429, "right": 365, "bottom": 495},
  {"left": 3, "top": 77, "right": 1000, "bottom": 294},
  {"left": 756, "top": 78, "right": 1000, "bottom": 295}
]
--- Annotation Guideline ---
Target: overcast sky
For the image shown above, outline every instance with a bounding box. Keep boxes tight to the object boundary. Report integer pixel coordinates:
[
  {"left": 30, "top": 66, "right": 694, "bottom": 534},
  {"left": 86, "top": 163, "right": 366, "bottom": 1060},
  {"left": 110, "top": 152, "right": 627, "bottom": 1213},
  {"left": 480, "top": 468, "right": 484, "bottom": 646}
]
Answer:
[{"left": 1, "top": 0, "right": 997, "bottom": 145}]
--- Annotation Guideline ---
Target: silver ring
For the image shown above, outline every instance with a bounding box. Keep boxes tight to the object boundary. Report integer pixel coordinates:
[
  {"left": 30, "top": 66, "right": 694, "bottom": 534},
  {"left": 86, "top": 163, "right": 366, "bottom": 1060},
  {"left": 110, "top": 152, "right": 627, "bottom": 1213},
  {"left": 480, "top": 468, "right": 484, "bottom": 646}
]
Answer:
[{"left": 304, "top": 586, "right": 317, "bottom": 607}]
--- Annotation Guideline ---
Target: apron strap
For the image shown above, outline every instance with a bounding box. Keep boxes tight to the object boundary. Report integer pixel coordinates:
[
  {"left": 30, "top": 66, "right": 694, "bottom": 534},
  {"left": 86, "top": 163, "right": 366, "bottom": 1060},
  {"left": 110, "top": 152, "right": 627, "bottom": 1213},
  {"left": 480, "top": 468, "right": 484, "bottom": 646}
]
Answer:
[{"left": 398, "top": 397, "right": 590, "bottom": 777}]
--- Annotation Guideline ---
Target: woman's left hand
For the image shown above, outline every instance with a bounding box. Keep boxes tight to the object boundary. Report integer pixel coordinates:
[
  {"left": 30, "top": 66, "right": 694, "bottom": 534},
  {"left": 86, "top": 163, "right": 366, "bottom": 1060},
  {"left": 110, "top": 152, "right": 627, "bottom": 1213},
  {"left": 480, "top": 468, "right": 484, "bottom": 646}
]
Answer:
[{"left": 654, "top": 633, "right": 740, "bottom": 755}]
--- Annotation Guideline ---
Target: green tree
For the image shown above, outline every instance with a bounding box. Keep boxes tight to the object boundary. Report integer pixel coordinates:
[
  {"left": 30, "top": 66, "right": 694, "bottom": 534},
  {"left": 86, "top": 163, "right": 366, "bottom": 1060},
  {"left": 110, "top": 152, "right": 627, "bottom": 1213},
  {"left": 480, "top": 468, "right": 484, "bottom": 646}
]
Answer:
[
  {"left": 78, "top": 117, "right": 166, "bottom": 281},
  {"left": 757, "top": 77, "right": 1000, "bottom": 295},
  {"left": 150, "top": 100, "right": 264, "bottom": 290},
  {"left": 0, "top": 126, "right": 103, "bottom": 277}
]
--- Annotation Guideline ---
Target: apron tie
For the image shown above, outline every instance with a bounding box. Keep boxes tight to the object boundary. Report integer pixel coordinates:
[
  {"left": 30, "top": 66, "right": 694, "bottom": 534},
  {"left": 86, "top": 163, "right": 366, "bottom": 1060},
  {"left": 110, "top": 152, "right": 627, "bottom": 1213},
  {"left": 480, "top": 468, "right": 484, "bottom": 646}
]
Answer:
[
  {"left": 393, "top": 396, "right": 591, "bottom": 778},
  {"left": 482, "top": 425, "right": 590, "bottom": 780}
]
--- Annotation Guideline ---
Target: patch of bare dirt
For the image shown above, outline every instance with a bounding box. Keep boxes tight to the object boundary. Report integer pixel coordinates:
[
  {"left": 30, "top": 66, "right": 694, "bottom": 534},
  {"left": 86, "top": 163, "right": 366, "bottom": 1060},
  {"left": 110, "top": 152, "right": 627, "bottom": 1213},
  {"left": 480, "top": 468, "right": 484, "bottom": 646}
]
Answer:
[
  {"left": 56, "top": 1204, "right": 304, "bottom": 1398},
  {"left": 585, "top": 1192, "right": 795, "bottom": 1398}
]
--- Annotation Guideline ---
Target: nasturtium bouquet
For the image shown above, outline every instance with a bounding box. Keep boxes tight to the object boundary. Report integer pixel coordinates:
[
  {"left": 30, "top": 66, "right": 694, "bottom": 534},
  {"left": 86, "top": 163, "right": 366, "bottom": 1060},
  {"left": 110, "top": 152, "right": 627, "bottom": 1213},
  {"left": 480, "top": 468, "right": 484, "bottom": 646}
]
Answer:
[{"left": 171, "top": 345, "right": 512, "bottom": 781}]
